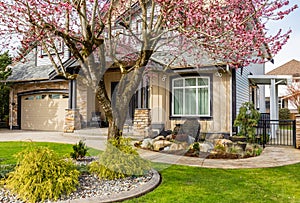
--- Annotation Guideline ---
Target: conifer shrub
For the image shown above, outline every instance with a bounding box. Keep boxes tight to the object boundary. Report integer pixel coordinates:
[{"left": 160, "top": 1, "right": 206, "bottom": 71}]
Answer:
[
  {"left": 4, "top": 147, "right": 80, "bottom": 203},
  {"left": 70, "top": 140, "right": 88, "bottom": 160},
  {"left": 89, "top": 137, "right": 151, "bottom": 180}
]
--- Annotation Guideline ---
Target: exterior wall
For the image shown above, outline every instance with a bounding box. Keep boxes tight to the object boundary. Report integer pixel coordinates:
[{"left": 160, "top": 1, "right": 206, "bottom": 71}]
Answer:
[
  {"left": 10, "top": 80, "right": 69, "bottom": 128},
  {"left": 236, "top": 63, "right": 266, "bottom": 114},
  {"left": 36, "top": 42, "right": 70, "bottom": 67},
  {"left": 149, "top": 69, "right": 232, "bottom": 135}
]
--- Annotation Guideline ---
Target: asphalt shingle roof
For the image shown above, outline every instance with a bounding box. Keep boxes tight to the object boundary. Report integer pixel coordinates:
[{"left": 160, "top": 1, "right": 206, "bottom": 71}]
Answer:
[
  {"left": 7, "top": 51, "right": 53, "bottom": 82},
  {"left": 266, "top": 59, "right": 300, "bottom": 76}
]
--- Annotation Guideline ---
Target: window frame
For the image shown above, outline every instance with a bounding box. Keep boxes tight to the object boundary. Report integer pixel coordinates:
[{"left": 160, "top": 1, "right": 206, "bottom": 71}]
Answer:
[{"left": 170, "top": 74, "right": 212, "bottom": 118}]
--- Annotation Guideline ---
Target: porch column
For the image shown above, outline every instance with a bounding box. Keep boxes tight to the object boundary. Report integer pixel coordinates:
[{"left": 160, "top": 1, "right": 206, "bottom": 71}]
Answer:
[{"left": 270, "top": 79, "right": 278, "bottom": 138}]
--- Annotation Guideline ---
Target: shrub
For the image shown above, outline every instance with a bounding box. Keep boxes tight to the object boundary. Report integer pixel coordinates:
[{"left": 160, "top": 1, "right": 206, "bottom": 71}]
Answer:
[
  {"left": 89, "top": 137, "right": 151, "bottom": 180},
  {"left": 70, "top": 140, "right": 88, "bottom": 160},
  {"left": 279, "top": 108, "right": 291, "bottom": 120},
  {"left": 4, "top": 147, "right": 80, "bottom": 203},
  {"left": 234, "top": 102, "right": 260, "bottom": 142}
]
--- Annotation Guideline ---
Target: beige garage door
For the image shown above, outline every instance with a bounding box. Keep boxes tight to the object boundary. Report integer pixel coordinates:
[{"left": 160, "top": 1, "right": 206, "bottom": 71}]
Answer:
[{"left": 21, "top": 93, "right": 68, "bottom": 131}]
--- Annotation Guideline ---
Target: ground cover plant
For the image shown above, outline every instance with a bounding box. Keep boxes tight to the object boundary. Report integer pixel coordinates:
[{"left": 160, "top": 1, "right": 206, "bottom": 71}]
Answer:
[{"left": 125, "top": 163, "right": 300, "bottom": 203}]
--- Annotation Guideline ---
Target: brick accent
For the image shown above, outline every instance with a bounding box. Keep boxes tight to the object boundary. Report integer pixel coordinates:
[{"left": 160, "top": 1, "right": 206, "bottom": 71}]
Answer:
[
  {"left": 64, "top": 109, "right": 81, "bottom": 133},
  {"left": 296, "top": 115, "right": 300, "bottom": 148},
  {"left": 133, "top": 109, "right": 151, "bottom": 136}
]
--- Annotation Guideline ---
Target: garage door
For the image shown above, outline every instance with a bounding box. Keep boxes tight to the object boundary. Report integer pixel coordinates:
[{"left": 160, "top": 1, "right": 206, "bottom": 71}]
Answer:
[{"left": 21, "top": 93, "right": 68, "bottom": 131}]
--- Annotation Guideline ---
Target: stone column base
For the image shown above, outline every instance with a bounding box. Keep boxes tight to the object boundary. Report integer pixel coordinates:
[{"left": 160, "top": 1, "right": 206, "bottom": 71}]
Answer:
[
  {"left": 133, "top": 109, "right": 151, "bottom": 137},
  {"left": 64, "top": 109, "right": 81, "bottom": 133}
]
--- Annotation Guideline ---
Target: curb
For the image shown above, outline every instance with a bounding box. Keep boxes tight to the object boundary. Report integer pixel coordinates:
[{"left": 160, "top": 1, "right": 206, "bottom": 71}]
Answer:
[{"left": 59, "top": 169, "right": 161, "bottom": 203}]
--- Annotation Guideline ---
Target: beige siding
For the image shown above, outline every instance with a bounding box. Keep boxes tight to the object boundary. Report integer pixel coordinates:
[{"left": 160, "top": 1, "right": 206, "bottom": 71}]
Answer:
[{"left": 150, "top": 70, "right": 232, "bottom": 134}]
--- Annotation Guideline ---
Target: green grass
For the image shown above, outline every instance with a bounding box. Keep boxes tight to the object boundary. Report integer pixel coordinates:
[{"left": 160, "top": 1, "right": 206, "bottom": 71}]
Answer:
[
  {"left": 125, "top": 163, "right": 300, "bottom": 203},
  {"left": 0, "top": 141, "right": 101, "bottom": 164}
]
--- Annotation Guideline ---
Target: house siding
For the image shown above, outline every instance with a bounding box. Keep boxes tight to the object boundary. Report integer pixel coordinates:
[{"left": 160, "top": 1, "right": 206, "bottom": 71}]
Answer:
[
  {"left": 235, "top": 63, "right": 266, "bottom": 115},
  {"left": 149, "top": 69, "right": 231, "bottom": 135}
]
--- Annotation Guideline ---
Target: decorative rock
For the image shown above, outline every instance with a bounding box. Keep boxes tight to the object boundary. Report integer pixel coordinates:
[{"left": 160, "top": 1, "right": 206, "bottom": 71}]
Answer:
[
  {"left": 152, "top": 140, "right": 172, "bottom": 151},
  {"left": 153, "top": 135, "right": 165, "bottom": 141},
  {"left": 169, "top": 142, "right": 188, "bottom": 151},
  {"left": 214, "top": 139, "right": 233, "bottom": 147},
  {"left": 165, "top": 134, "right": 175, "bottom": 141},
  {"left": 199, "top": 141, "right": 214, "bottom": 152},
  {"left": 140, "top": 138, "right": 154, "bottom": 149},
  {"left": 205, "top": 134, "right": 224, "bottom": 143}
]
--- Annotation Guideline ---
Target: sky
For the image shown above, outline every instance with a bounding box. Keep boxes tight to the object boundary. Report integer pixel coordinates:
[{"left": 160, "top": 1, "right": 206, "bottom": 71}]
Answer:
[{"left": 265, "top": 0, "right": 300, "bottom": 73}]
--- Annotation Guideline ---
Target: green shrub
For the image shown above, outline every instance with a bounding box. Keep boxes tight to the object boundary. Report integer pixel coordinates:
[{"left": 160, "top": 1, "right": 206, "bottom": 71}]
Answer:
[
  {"left": 70, "top": 140, "right": 88, "bottom": 160},
  {"left": 89, "top": 137, "right": 151, "bottom": 180},
  {"left": 4, "top": 147, "right": 80, "bottom": 203},
  {"left": 279, "top": 108, "right": 291, "bottom": 120},
  {"left": 234, "top": 102, "right": 260, "bottom": 142}
]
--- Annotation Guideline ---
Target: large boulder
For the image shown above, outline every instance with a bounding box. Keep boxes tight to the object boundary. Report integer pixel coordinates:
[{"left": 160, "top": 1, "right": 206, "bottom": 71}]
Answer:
[{"left": 153, "top": 140, "right": 173, "bottom": 151}]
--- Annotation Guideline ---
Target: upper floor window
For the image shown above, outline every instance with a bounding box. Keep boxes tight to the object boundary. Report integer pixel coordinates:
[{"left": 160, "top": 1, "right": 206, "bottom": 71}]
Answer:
[{"left": 172, "top": 76, "right": 210, "bottom": 117}]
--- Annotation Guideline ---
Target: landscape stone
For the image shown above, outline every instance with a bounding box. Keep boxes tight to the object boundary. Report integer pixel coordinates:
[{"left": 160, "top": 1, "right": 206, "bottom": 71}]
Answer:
[
  {"left": 152, "top": 140, "right": 172, "bottom": 151},
  {"left": 169, "top": 142, "right": 189, "bottom": 151}
]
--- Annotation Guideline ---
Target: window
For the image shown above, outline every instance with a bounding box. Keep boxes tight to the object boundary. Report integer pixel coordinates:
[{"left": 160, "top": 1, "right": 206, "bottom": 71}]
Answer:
[
  {"left": 49, "top": 94, "right": 61, "bottom": 99},
  {"left": 24, "top": 96, "right": 34, "bottom": 100},
  {"left": 36, "top": 94, "right": 47, "bottom": 100},
  {"left": 172, "top": 76, "right": 210, "bottom": 116}
]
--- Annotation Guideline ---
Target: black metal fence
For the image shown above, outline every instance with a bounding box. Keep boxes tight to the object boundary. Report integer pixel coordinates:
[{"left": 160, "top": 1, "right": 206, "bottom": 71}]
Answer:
[{"left": 256, "top": 119, "right": 296, "bottom": 148}]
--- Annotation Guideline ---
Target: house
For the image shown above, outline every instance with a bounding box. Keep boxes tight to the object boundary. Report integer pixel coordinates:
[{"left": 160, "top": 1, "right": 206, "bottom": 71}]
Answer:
[
  {"left": 5, "top": 3, "right": 267, "bottom": 136},
  {"left": 6, "top": 43, "right": 266, "bottom": 137},
  {"left": 265, "top": 59, "right": 300, "bottom": 117}
]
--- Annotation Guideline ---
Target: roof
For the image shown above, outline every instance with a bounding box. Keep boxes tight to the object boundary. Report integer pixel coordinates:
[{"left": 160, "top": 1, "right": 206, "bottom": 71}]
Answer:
[
  {"left": 266, "top": 59, "right": 300, "bottom": 76},
  {"left": 6, "top": 50, "right": 54, "bottom": 82}
]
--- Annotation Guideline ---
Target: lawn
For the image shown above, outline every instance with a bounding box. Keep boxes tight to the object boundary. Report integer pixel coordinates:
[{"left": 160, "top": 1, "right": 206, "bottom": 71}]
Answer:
[
  {"left": 1, "top": 142, "right": 300, "bottom": 203},
  {"left": 126, "top": 163, "right": 300, "bottom": 203},
  {"left": 0, "top": 141, "right": 100, "bottom": 164}
]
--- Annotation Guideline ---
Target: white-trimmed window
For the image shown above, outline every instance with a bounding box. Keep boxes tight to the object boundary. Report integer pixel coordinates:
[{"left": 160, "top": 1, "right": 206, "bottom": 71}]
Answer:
[{"left": 172, "top": 76, "right": 210, "bottom": 116}]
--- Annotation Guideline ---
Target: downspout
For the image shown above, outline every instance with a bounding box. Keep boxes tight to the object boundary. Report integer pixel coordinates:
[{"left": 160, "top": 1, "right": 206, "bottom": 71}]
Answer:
[{"left": 10, "top": 88, "right": 13, "bottom": 130}]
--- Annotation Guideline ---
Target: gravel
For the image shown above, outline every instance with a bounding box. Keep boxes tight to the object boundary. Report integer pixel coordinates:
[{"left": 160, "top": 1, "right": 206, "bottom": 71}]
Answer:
[{"left": 0, "top": 158, "right": 153, "bottom": 203}]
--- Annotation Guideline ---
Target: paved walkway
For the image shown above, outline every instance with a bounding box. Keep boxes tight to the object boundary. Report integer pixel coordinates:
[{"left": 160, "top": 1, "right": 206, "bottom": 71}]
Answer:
[{"left": 1, "top": 128, "right": 300, "bottom": 169}]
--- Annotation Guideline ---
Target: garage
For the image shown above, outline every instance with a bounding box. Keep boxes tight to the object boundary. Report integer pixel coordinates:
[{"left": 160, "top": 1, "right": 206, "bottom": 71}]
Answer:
[{"left": 21, "top": 93, "right": 68, "bottom": 131}]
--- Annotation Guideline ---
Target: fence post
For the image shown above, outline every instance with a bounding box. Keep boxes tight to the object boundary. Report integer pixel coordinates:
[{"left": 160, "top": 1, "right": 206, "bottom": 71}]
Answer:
[
  {"left": 262, "top": 120, "right": 266, "bottom": 148},
  {"left": 295, "top": 115, "right": 300, "bottom": 149}
]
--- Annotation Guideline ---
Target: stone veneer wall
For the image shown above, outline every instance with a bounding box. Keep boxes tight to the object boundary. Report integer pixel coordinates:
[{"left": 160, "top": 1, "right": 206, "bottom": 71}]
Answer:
[
  {"left": 296, "top": 115, "right": 300, "bottom": 148},
  {"left": 133, "top": 109, "right": 151, "bottom": 137},
  {"left": 64, "top": 109, "right": 81, "bottom": 133}
]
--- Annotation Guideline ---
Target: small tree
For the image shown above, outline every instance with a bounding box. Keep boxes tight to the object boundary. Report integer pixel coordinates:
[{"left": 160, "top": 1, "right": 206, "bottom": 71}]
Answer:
[
  {"left": 234, "top": 102, "right": 260, "bottom": 142},
  {"left": 0, "top": 51, "right": 12, "bottom": 122},
  {"left": 285, "top": 83, "right": 300, "bottom": 113}
]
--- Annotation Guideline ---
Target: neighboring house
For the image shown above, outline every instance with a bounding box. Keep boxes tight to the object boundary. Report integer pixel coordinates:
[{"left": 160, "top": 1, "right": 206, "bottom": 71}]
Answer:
[
  {"left": 266, "top": 59, "right": 300, "bottom": 116},
  {"left": 6, "top": 43, "right": 266, "bottom": 136}
]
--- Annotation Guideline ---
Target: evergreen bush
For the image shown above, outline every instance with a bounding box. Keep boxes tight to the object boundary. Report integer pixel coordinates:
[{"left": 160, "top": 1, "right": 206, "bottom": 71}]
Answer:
[
  {"left": 70, "top": 140, "right": 88, "bottom": 160},
  {"left": 279, "top": 108, "right": 291, "bottom": 120},
  {"left": 234, "top": 102, "right": 260, "bottom": 142},
  {"left": 89, "top": 137, "right": 151, "bottom": 180},
  {"left": 4, "top": 147, "right": 80, "bottom": 203}
]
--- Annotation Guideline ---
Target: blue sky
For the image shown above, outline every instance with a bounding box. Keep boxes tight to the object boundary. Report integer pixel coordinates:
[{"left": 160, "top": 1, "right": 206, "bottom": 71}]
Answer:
[{"left": 265, "top": 0, "right": 300, "bottom": 73}]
